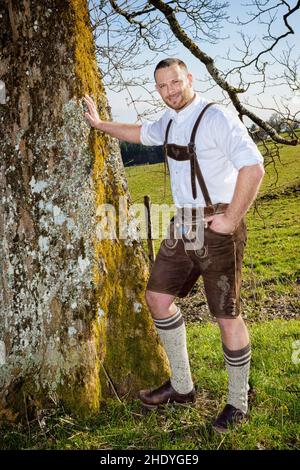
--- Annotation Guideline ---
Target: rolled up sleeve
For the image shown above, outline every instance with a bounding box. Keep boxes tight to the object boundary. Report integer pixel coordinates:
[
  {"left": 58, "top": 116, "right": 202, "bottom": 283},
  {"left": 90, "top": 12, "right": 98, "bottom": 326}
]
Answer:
[
  {"left": 212, "top": 107, "right": 264, "bottom": 170},
  {"left": 140, "top": 114, "right": 166, "bottom": 146}
]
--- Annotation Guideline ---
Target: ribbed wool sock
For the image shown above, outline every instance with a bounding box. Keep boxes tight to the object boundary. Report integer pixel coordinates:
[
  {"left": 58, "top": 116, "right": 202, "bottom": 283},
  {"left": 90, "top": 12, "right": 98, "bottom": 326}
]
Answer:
[
  {"left": 222, "top": 342, "right": 251, "bottom": 414},
  {"left": 154, "top": 308, "right": 194, "bottom": 394}
]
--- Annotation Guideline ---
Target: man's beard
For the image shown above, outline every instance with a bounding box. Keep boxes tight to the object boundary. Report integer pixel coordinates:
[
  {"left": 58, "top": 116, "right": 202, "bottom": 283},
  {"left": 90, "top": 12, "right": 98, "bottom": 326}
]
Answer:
[{"left": 165, "top": 90, "right": 193, "bottom": 110}]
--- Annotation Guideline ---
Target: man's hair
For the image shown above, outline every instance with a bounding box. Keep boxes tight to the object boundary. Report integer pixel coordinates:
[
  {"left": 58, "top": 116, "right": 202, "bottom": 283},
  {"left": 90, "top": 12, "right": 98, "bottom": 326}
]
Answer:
[{"left": 154, "top": 58, "right": 188, "bottom": 80}]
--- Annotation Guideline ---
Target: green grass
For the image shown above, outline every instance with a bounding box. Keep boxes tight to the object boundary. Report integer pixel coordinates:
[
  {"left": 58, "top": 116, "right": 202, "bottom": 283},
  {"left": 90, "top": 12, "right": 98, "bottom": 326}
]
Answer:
[
  {"left": 1, "top": 319, "right": 299, "bottom": 450},
  {"left": 245, "top": 194, "right": 299, "bottom": 281},
  {"left": 259, "top": 139, "right": 300, "bottom": 195}
]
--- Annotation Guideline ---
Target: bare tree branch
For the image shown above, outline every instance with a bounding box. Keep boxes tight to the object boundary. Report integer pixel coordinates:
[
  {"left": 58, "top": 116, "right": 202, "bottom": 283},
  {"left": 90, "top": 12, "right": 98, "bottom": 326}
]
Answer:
[
  {"left": 148, "top": 0, "right": 298, "bottom": 144},
  {"left": 89, "top": 0, "right": 300, "bottom": 146},
  {"left": 226, "top": 0, "right": 300, "bottom": 74}
]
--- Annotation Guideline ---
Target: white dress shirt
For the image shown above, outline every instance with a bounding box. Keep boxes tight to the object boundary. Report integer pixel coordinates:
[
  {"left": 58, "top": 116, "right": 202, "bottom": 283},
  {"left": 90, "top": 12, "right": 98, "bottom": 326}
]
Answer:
[{"left": 140, "top": 93, "right": 264, "bottom": 208}]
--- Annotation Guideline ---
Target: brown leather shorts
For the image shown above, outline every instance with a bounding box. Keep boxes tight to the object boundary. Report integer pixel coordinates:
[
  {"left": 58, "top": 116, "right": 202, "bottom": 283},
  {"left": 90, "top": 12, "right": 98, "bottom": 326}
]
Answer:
[{"left": 146, "top": 218, "right": 247, "bottom": 319}]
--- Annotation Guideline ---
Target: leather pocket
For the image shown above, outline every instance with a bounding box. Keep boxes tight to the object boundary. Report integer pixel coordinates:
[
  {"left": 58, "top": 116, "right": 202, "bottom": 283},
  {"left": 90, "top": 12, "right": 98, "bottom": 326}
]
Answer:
[{"left": 207, "top": 224, "right": 233, "bottom": 237}]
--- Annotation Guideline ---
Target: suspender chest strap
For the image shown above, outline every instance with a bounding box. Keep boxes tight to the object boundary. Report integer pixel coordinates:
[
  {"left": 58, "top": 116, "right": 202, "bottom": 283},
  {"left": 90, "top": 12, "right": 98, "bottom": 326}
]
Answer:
[{"left": 163, "top": 102, "right": 215, "bottom": 205}]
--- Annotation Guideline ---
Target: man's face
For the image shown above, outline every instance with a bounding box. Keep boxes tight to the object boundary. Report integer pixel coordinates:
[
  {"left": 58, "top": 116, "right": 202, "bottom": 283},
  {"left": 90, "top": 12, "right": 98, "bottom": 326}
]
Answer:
[{"left": 155, "top": 64, "right": 194, "bottom": 111}]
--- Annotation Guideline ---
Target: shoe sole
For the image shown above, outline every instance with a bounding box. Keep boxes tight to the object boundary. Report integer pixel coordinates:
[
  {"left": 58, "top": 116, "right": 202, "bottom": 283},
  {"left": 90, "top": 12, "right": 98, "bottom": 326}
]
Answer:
[
  {"left": 212, "top": 424, "right": 228, "bottom": 434},
  {"left": 212, "top": 416, "right": 249, "bottom": 434}
]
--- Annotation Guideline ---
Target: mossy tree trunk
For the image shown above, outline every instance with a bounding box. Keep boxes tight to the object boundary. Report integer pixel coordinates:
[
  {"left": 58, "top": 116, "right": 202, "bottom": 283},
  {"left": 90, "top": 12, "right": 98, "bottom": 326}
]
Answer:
[{"left": 0, "top": 0, "right": 168, "bottom": 421}]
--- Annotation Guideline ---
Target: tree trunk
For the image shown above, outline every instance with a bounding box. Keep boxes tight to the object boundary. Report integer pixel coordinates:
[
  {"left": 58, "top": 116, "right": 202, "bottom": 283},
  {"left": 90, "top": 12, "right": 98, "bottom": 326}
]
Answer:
[{"left": 0, "top": 0, "right": 168, "bottom": 421}]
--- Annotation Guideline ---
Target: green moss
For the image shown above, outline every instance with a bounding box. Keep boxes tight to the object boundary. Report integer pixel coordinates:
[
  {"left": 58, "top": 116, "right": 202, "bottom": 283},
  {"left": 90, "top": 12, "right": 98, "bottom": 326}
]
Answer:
[{"left": 102, "top": 244, "right": 170, "bottom": 397}]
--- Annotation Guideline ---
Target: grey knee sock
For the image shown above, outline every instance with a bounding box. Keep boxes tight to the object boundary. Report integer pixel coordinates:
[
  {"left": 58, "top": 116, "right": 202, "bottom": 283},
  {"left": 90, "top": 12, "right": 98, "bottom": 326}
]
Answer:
[
  {"left": 222, "top": 342, "right": 251, "bottom": 414},
  {"left": 154, "top": 308, "right": 194, "bottom": 394}
]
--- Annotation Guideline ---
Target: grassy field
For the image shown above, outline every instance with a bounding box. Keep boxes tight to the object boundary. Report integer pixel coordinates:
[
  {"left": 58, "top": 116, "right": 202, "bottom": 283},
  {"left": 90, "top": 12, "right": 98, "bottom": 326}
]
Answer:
[
  {"left": 1, "top": 142, "right": 299, "bottom": 450},
  {"left": 1, "top": 319, "right": 299, "bottom": 450}
]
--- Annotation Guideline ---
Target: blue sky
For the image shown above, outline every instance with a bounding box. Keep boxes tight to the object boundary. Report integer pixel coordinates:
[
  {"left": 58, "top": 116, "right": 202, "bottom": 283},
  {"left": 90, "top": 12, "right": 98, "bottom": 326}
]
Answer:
[{"left": 96, "top": 1, "right": 300, "bottom": 124}]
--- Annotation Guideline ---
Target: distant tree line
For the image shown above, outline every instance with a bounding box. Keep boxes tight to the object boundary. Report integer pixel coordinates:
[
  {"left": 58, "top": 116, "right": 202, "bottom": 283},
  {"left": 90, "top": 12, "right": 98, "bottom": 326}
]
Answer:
[{"left": 120, "top": 141, "right": 164, "bottom": 167}]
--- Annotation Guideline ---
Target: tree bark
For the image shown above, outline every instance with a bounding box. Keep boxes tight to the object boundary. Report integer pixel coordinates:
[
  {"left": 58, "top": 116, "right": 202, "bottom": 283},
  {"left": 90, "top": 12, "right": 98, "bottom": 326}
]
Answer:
[{"left": 0, "top": 0, "right": 168, "bottom": 421}]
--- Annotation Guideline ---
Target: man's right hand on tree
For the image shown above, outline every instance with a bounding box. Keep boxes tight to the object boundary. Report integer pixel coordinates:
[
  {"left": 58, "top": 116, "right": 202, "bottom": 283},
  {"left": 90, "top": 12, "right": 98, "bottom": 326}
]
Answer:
[
  {"left": 83, "top": 95, "right": 102, "bottom": 128},
  {"left": 83, "top": 94, "right": 141, "bottom": 144}
]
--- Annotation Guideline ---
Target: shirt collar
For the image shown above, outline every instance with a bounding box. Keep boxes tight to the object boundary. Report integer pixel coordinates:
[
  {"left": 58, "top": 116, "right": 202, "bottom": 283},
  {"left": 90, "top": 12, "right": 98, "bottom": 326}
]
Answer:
[{"left": 169, "top": 93, "right": 205, "bottom": 123}]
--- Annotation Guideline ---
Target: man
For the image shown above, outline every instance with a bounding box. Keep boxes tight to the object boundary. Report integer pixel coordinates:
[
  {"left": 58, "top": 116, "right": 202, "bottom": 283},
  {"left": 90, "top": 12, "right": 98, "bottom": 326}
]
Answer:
[{"left": 84, "top": 58, "right": 264, "bottom": 433}]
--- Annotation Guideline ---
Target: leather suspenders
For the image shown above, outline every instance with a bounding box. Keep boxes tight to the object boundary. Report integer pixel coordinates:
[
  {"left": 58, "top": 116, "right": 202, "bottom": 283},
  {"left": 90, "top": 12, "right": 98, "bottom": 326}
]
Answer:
[{"left": 163, "top": 102, "right": 215, "bottom": 206}]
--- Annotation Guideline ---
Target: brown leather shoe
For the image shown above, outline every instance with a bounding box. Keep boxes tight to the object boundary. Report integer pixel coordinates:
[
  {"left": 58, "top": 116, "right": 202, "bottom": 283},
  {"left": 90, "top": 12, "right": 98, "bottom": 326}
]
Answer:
[
  {"left": 213, "top": 404, "right": 248, "bottom": 433},
  {"left": 139, "top": 379, "right": 196, "bottom": 409}
]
